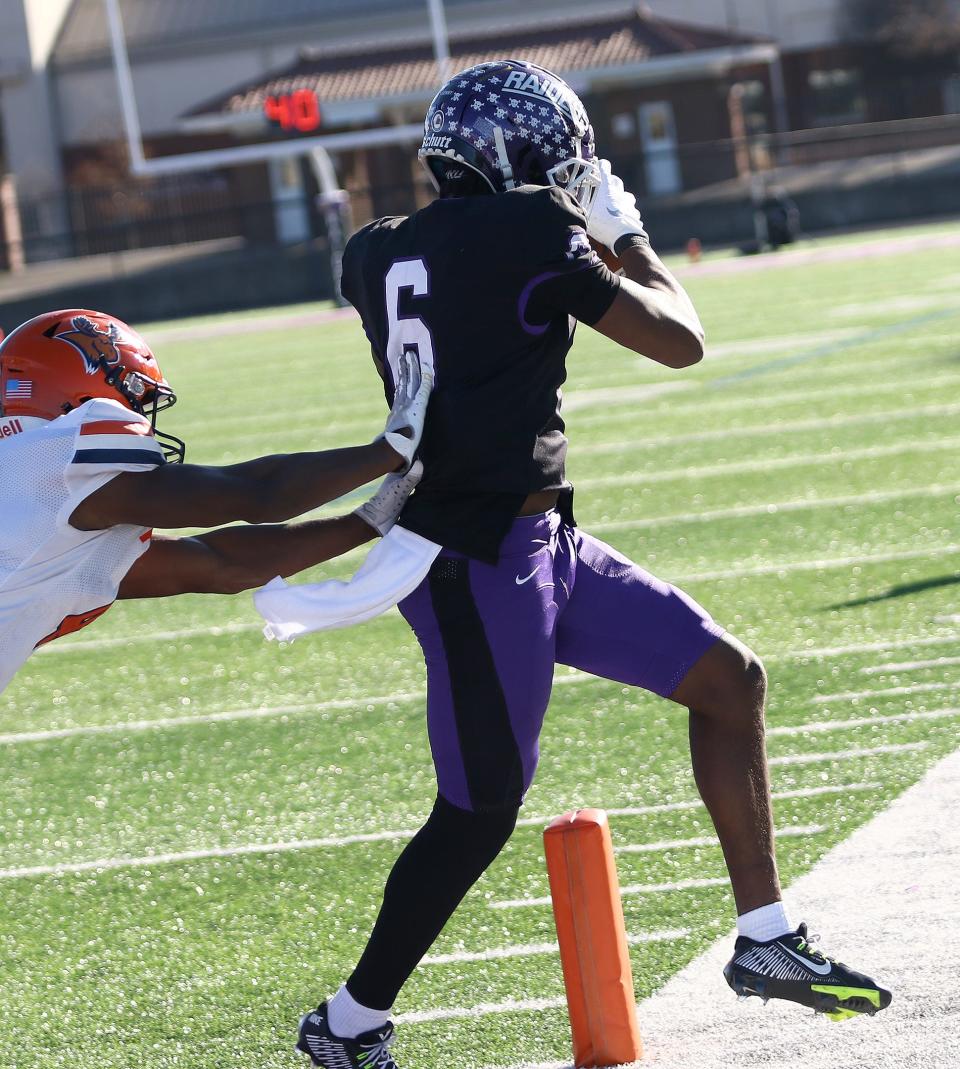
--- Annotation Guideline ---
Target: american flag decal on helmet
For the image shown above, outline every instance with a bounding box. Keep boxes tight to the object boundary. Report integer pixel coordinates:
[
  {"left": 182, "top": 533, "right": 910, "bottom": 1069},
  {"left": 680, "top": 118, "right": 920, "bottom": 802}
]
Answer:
[{"left": 5, "top": 380, "right": 33, "bottom": 399}]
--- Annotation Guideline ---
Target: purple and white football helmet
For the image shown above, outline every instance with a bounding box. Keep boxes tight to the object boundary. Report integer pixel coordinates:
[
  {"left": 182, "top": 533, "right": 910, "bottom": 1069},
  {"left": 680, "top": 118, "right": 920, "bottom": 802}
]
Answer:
[{"left": 419, "top": 59, "right": 600, "bottom": 213}]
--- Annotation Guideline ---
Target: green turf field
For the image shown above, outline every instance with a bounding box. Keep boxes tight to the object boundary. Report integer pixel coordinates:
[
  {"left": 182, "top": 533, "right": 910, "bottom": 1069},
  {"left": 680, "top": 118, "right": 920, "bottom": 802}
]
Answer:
[{"left": 2, "top": 223, "right": 959, "bottom": 1069}]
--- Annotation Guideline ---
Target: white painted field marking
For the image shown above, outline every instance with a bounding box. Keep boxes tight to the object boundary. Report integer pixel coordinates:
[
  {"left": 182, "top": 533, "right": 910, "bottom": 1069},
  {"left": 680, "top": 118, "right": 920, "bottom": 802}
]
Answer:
[
  {"left": 35, "top": 619, "right": 261, "bottom": 655},
  {"left": 630, "top": 746, "right": 960, "bottom": 1069},
  {"left": 577, "top": 401, "right": 960, "bottom": 456},
  {"left": 614, "top": 825, "right": 825, "bottom": 855},
  {"left": 492, "top": 876, "right": 731, "bottom": 911},
  {"left": 935, "top": 614, "right": 960, "bottom": 624},
  {"left": 8, "top": 628, "right": 960, "bottom": 748},
  {"left": 862, "top": 654, "right": 960, "bottom": 675},
  {"left": 0, "top": 691, "right": 424, "bottom": 745},
  {"left": 421, "top": 928, "right": 689, "bottom": 966},
  {"left": 0, "top": 785, "right": 876, "bottom": 883},
  {"left": 767, "top": 741, "right": 928, "bottom": 766},
  {"left": 679, "top": 543, "right": 959, "bottom": 583},
  {"left": 562, "top": 382, "right": 691, "bottom": 412},
  {"left": 768, "top": 708, "right": 960, "bottom": 737},
  {"left": 578, "top": 436, "right": 960, "bottom": 490},
  {"left": 766, "top": 632, "right": 959, "bottom": 662},
  {"left": 588, "top": 482, "right": 960, "bottom": 534},
  {"left": 396, "top": 997, "right": 567, "bottom": 1025},
  {"left": 576, "top": 370, "right": 960, "bottom": 427},
  {"left": 813, "top": 681, "right": 958, "bottom": 703}
]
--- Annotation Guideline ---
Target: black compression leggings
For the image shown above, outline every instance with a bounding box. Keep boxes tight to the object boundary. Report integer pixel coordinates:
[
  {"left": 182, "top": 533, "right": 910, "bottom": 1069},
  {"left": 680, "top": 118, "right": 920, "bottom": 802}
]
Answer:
[{"left": 346, "top": 794, "right": 519, "bottom": 1010}]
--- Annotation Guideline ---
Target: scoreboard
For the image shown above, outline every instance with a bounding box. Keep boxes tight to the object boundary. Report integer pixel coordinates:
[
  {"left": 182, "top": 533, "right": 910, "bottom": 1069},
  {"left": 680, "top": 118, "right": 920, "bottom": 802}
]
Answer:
[{"left": 263, "top": 90, "right": 322, "bottom": 133}]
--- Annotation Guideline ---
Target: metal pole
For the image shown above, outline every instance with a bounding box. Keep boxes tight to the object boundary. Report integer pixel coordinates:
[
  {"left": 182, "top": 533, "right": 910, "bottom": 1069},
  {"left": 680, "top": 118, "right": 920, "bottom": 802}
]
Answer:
[
  {"left": 426, "top": 0, "right": 452, "bottom": 83},
  {"left": 310, "top": 147, "right": 350, "bottom": 306},
  {"left": 103, "top": 0, "right": 146, "bottom": 170}
]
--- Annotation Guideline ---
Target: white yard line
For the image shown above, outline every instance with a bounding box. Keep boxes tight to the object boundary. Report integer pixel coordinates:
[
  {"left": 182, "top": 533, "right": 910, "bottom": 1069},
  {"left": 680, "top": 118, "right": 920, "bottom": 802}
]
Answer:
[
  {"left": 813, "top": 681, "right": 958, "bottom": 703},
  {"left": 768, "top": 708, "right": 960, "bottom": 737},
  {"left": 0, "top": 692, "right": 424, "bottom": 745},
  {"left": 578, "top": 437, "right": 960, "bottom": 490},
  {"left": 614, "top": 825, "right": 824, "bottom": 855},
  {"left": 588, "top": 482, "right": 960, "bottom": 534},
  {"left": 766, "top": 633, "right": 959, "bottom": 662},
  {"left": 576, "top": 401, "right": 960, "bottom": 456},
  {"left": 679, "top": 543, "right": 959, "bottom": 583},
  {"left": 862, "top": 655, "right": 960, "bottom": 675},
  {"left": 8, "top": 623, "right": 960, "bottom": 747},
  {"left": 35, "top": 619, "right": 262, "bottom": 654},
  {"left": 767, "top": 741, "right": 927, "bottom": 767},
  {"left": 491, "top": 877, "right": 732, "bottom": 912},
  {"left": 397, "top": 997, "right": 568, "bottom": 1025},
  {"left": 0, "top": 784, "right": 878, "bottom": 883},
  {"left": 422, "top": 929, "right": 690, "bottom": 967}
]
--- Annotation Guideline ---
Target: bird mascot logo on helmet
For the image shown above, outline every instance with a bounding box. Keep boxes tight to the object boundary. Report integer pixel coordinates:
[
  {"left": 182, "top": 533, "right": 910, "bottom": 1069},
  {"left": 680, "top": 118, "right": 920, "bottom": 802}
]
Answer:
[{"left": 0, "top": 308, "right": 185, "bottom": 462}]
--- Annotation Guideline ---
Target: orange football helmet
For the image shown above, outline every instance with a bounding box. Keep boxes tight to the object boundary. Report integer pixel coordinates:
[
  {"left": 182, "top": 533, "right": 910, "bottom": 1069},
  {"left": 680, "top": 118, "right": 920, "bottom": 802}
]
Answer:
[{"left": 0, "top": 308, "right": 184, "bottom": 461}]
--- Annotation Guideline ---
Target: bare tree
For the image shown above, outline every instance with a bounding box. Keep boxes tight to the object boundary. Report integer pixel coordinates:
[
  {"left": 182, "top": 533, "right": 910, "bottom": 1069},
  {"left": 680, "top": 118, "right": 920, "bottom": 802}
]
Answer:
[{"left": 844, "top": 0, "right": 960, "bottom": 56}]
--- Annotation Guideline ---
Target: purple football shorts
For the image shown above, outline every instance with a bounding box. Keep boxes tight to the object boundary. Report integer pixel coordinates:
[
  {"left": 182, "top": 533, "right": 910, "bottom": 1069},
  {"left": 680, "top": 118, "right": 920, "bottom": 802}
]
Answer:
[{"left": 398, "top": 510, "right": 725, "bottom": 813}]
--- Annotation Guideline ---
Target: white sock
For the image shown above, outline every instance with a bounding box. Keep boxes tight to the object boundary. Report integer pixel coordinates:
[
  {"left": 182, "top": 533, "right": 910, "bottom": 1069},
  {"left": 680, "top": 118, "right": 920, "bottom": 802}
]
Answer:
[
  {"left": 326, "top": 984, "right": 392, "bottom": 1039},
  {"left": 737, "top": 901, "right": 793, "bottom": 942}
]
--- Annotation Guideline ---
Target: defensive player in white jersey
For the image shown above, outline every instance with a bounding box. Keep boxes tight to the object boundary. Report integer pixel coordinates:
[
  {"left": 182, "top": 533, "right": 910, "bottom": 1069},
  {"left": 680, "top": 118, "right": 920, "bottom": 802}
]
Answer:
[{"left": 0, "top": 308, "right": 429, "bottom": 695}]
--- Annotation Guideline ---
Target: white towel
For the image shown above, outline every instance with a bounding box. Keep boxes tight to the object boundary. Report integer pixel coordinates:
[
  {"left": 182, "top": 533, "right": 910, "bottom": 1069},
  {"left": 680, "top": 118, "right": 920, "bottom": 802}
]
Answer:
[{"left": 254, "top": 524, "right": 441, "bottom": 641}]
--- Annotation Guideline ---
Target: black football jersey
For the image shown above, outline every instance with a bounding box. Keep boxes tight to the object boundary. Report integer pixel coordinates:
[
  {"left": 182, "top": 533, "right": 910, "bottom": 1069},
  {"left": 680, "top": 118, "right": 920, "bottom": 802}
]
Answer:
[{"left": 341, "top": 184, "right": 620, "bottom": 562}]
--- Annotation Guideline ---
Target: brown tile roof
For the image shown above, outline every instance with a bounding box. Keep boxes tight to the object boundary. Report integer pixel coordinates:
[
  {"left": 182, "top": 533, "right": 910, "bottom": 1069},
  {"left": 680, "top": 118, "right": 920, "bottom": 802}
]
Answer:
[{"left": 184, "top": 7, "right": 771, "bottom": 118}]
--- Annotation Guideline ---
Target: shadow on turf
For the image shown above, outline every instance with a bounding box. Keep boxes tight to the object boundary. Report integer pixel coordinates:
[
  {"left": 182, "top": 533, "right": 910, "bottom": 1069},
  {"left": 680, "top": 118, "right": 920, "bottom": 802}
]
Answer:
[{"left": 827, "top": 572, "right": 960, "bottom": 609}]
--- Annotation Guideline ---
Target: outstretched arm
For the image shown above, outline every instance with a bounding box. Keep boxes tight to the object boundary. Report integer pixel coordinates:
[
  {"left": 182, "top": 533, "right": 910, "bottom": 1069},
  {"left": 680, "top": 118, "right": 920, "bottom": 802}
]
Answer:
[
  {"left": 117, "top": 460, "right": 422, "bottom": 598},
  {"left": 73, "top": 440, "right": 400, "bottom": 531},
  {"left": 117, "top": 515, "right": 376, "bottom": 598},
  {"left": 72, "top": 351, "right": 432, "bottom": 531},
  {"left": 586, "top": 160, "right": 704, "bottom": 368}
]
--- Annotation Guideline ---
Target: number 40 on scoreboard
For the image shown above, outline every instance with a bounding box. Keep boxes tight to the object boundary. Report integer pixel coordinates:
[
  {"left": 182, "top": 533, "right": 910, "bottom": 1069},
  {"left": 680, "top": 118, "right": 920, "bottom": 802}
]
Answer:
[{"left": 263, "top": 90, "right": 322, "bottom": 133}]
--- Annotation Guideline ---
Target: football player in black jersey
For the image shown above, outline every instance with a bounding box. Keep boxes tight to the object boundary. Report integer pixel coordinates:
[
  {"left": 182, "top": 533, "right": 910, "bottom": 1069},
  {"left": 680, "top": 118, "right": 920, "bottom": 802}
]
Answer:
[{"left": 295, "top": 60, "right": 890, "bottom": 1069}]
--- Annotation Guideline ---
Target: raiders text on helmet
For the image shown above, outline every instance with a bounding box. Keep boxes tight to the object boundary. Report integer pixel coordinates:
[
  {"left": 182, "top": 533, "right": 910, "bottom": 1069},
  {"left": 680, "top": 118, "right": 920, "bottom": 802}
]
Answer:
[{"left": 418, "top": 59, "right": 601, "bottom": 213}]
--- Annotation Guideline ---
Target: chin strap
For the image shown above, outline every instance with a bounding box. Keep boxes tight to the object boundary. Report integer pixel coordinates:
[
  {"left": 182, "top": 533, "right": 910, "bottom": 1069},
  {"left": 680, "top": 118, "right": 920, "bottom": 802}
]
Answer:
[{"left": 492, "top": 126, "right": 516, "bottom": 190}]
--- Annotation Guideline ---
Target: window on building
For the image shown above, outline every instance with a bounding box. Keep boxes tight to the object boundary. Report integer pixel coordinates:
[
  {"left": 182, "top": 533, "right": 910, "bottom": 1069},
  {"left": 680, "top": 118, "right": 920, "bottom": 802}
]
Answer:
[{"left": 807, "top": 68, "right": 867, "bottom": 126}]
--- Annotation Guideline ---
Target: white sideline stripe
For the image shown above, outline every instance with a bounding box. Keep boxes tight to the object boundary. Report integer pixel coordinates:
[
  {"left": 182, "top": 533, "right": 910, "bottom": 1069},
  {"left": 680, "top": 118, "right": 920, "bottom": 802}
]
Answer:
[
  {"left": 35, "top": 620, "right": 261, "bottom": 655},
  {"left": 421, "top": 928, "right": 690, "bottom": 966},
  {"left": 577, "top": 437, "right": 960, "bottom": 490},
  {"left": 0, "top": 692, "right": 425, "bottom": 745},
  {"left": 767, "top": 741, "right": 928, "bottom": 766},
  {"left": 813, "top": 681, "right": 958, "bottom": 703},
  {"left": 588, "top": 482, "right": 960, "bottom": 533},
  {"left": 768, "top": 708, "right": 960, "bottom": 737},
  {"left": 863, "top": 654, "right": 960, "bottom": 674},
  {"left": 628, "top": 747, "right": 960, "bottom": 1069},
  {"left": 679, "top": 543, "right": 960, "bottom": 583},
  {"left": 396, "top": 997, "right": 567, "bottom": 1025},
  {"left": 576, "top": 401, "right": 960, "bottom": 456},
  {"left": 935, "top": 613, "right": 960, "bottom": 624},
  {"left": 614, "top": 824, "right": 825, "bottom": 855},
  {"left": 0, "top": 784, "right": 877, "bottom": 883},
  {"left": 491, "top": 876, "right": 731, "bottom": 911}
]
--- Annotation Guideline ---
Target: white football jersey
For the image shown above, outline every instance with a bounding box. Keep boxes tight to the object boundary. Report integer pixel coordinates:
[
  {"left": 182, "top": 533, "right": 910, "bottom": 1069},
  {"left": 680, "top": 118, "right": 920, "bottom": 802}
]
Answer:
[{"left": 0, "top": 398, "right": 165, "bottom": 695}]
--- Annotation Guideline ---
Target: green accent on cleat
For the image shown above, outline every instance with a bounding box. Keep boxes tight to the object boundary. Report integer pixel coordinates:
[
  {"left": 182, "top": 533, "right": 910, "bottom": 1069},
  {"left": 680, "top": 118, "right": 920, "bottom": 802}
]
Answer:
[{"left": 812, "top": 984, "right": 883, "bottom": 1016}]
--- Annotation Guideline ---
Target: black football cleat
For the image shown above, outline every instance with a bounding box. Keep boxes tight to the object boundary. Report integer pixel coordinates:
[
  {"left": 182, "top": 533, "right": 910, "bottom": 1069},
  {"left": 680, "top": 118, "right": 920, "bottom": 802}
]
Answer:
[
  {"left": 296, "top": 1001, "right": 399, "bottom": 1068},
  {"left": 723, "top": 923, "right": 893, "bottom": 1021}
]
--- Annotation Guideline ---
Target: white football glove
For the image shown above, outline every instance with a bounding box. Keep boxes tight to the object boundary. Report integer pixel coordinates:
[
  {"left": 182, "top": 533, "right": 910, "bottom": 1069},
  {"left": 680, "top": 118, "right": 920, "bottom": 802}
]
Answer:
[
  {"left": 354, "top": 460, "right": 423, "bottom": 536},
  {"left": 585, "top": 159, "right": 648, "bottom": 251},
  {"left": 379, "top": 350, "right": 434, "bottom": 473}
]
